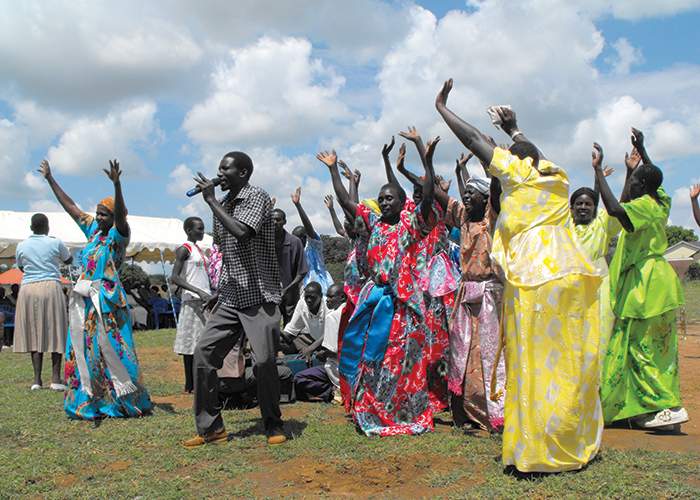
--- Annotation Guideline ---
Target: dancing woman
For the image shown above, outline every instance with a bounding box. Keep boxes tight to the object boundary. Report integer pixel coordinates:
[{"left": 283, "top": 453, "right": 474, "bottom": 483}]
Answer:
[
  {"left": 39, "top": 159, "right": 152, "bottom": 419},
  {"left": 443, "top": 152, "right": 505, "bottom": 433},
  {"left": 593, "top": 133, "right": 687, "bottom": 430},
  {"left": 317, "top": 137, "right": 441, "bottom": 436},
  {"left": 436, "top": 79, "right": 604, "bottom": 472}
]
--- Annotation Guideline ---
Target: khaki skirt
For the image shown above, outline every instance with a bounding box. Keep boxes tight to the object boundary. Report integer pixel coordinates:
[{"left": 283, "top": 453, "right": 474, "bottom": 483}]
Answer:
[{"left": 13, "top": 280, "right": 67, "bottom": 353}]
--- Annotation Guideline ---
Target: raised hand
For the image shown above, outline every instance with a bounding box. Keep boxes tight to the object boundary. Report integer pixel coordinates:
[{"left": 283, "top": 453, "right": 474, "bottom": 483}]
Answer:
[
  {"left": 316, "top": 150, "right": 337, "bottom": 168},
  {"left": 603, "top": 165, "right": 615, "bottom": 178},
  {"left": 630, "top": 127, "right": 644, "bottom": 151},
  {"left": 456, "top": 152, "right": 472, "bottom": 171},
  {"left": 270, "top": 196, "right": 277, "bottom": 208},
  {"left": 497, "top": 107, "right": 518, "bottom": 134},
  {"left": 194, "top": 172, "right": 217, "bottom": 202},
  {"left": 399, "top": 126, "right": 421, "bottom": 143},
  {"left": 38, "top": 159, "right": 52, "bottom": 179},
  {"left": 324, "top": 194, "right": 334, "bottom": 209},
  {"left": 690, "top": 184, "right": 700, "bottom": 200},
  {"left": 396, "top": 143, "right": 407, "bottom": 170},
  {"left": 426, "top": 136, "right": 441, "bottom": 163},
  {"left": 353, "top": 169, "right": 361, "bottom": 184},
  {"left": 624, "top": 148, "right": 642, "bottom": 170},
  {"left": 291, "top": 186, "right": 301, "bottom": 205},
  {"left": 435, "top": 79, "right": 453, "bottom": 109},
  {"left": 338, "top": 160, "right": 353, "bottom": 180},
  {"left": 381, "top": 136, "right": 395, "bottom": 157},
  {"left": 591, "top": 143, "right": 604, "bottom": 169},
  {"left": 103, "top": 159, "right": 122, "bottom": 184},
  {"left": 436, "top": 175, "right": 451, "bottom": 193}
]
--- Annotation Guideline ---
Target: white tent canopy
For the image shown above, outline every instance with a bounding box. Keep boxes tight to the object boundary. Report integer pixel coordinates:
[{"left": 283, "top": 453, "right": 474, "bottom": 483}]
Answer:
[{"left": 0, "top": 211, "right": 212, "bottom": 264}]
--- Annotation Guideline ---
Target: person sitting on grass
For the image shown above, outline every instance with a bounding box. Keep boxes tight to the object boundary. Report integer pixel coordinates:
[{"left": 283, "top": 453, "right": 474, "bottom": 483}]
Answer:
[
  {"left": 594, "top": 131, "right": 688, "bottom": 431},
  {"left": 281, "top": 281, "right": 327, "bottom": 360},
  {"left": 291, "top": 186, "right": 334, "bottom": 293},
  {"left": 170, "top": 216, "right": 213, "bottom": 394},
  {"left": 294, "top": 283, "right": 348, "bottom": 403}
]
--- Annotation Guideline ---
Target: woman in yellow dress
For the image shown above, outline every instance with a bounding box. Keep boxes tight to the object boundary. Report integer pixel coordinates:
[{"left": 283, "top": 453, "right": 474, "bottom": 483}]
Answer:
[
  {"left": 436, "top": 79, "right": 605, "bottom": 473},
  {"left": 570, "top": 165, "right": 622, "bottom": 368}
]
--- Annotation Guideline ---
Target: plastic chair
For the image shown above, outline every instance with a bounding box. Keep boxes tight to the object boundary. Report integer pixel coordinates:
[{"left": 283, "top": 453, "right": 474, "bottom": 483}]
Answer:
[
  {"left": 149, "top": 298, "right": 172, "bottom": 329},
  {"left": 0, "top": 305, "right": 15, "bottom": 329}
]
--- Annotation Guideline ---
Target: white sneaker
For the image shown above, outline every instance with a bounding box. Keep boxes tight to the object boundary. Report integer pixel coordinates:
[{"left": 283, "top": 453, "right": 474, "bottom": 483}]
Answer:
[
  {"left": 50, "top": 383, "right": 67, "bottom": 391},
  {"left": 636, "top": 407, "right": 689, "bottom": 429},
  {"left": 30, "top": 384, "right": 42, "bottom": 391}
]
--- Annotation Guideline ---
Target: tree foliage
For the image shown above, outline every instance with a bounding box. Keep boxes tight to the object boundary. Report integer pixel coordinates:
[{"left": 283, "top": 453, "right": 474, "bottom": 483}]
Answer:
[
  {"left": 119, "top": 263, "right": 150, "bottom": 291},
  {"left": 665, "top": 225, "right": 698, "bottom": 246},
  {"left": 321, "top": 234, "right": 351, "bottom": 264}
]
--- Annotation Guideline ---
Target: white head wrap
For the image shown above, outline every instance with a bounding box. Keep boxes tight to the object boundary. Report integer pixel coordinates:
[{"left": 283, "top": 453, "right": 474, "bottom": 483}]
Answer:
[{"left": 466, "top": 177, "right": 491, "bottom": 196}]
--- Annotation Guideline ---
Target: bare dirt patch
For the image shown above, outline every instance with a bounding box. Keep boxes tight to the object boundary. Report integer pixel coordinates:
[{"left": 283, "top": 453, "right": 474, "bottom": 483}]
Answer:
[
  {"left": 54, "top": 473, "right": 78, "bottom": 489},
  {"left": 602, "top": 326, "right": 700, "bottom": 453},
  {"left": 246, "top": 453, "right": 482, "bottom": 498}
]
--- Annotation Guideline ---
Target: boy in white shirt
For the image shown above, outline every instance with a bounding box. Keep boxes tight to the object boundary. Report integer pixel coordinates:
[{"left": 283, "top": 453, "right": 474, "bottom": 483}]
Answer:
[{"left": 293, "top": 284, "right": 346, "bottom": 402}]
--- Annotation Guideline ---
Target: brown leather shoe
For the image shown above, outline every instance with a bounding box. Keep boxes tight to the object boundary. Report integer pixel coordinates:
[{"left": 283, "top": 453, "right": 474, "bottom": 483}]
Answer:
[
  {"left": 182, "top": 428, "right": 228, "bottom": 448},
  {"left": 266, "top": 427, "right": 287, "bottom": 445}
]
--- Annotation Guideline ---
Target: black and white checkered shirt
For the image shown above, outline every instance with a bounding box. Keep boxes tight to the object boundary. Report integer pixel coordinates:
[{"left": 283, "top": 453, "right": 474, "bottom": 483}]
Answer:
[{"left": 212, "top": 183, "right": 281, "bottom": 309}]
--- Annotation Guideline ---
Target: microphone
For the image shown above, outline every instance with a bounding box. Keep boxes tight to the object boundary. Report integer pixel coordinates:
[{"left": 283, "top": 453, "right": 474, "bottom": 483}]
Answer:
[{"left": 186, "top": 177, "right": 223, "bottom": 197}]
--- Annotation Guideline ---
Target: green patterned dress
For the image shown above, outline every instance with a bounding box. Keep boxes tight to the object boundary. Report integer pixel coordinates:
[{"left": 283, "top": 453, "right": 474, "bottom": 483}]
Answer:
[{"left": 601, "top": 187, "right": 684, "bottom": 423}]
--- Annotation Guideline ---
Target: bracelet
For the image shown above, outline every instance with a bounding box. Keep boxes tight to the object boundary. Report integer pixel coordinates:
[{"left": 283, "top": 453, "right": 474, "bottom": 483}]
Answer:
[{"left": 510, "top": 130, "right": 524, "bottom": 140}]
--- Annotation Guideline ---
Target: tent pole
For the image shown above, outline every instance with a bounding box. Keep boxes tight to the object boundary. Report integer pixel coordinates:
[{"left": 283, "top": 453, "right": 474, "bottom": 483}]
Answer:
[{"left": 159, "top": 249, "right": 178, "bottom": 328}]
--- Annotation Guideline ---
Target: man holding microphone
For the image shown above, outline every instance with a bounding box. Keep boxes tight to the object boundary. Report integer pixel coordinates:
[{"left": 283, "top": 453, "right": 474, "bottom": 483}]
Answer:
[{"left": 183, "top": 151, "right": 286, "bottom": 447}]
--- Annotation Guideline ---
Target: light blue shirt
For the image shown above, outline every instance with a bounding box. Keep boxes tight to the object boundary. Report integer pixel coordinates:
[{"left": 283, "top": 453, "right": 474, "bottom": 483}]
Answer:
[
  {"left": 15, "top": 234, "right": 71, "bottom": 284},
  {"left": 303, "top": 235, "right": 333, "bottom": 293}
]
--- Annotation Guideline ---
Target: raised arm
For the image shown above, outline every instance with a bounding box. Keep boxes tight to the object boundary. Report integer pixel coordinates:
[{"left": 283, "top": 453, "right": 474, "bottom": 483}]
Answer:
[
  {"left": 455, "top": 153, "right": 471, "bottom": 201},
  {"left": 435, "top": 79, "right": 494, "bottom": 166},
  {"left": 420, "top": 137, "right": 439, "bottom": 223},
  {"left": 318, "top": 150, "right": 358, "bottom": 218},
  {"left": 620, "top": 147, "right": 642, "bottom": 203},
  {"left": 395, "top": 143, "right": 422, "bottom": 187},
  {"left": 103, "top": 159, "right": 129, "bottom": 237},
  {"left": 380, "top": 136, "right": 401, "bottom": 185},
  {"left": 38, "top": 160, "right": 83, "bottom": 222},
  {"left": 339, "top": 160, "right": 360, "bottom": 205},
  {"left": 493, "top": 107, "right": 547, "bottom": 160},
  {"left": 631, "top": 127, "right": 652, "bottom": 166},
  {"left": 592, "top": 143, "right": 633, "bottom": 232},
  {"left": 398, "top": 126, "right": 427, "bottom": 167},
  {"left": 291, "top": 187, "right": 319, "bottom": 240},
  {"left": 194, "top": 173, "right": 255, "bottom": 242},
  {"left": 593, "top": 165, "right": 615, "bottom": 195},
  {"left": 324, "top": 195, "right": 347, "bottom": 238},
  {"left": 690, "top": 185, "right": 700, "bottom": 228}
]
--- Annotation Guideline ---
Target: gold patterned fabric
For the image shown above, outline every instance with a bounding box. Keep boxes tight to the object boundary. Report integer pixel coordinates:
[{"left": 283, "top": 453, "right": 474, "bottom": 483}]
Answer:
[{"left": 489, "top": 148, "right": 604, "bottom": 472}]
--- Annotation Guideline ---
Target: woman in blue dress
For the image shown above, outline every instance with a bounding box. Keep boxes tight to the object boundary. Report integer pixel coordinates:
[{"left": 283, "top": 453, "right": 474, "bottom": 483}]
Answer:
[{"left": 39, "top": 159, "right": 152, "bottom": 419}]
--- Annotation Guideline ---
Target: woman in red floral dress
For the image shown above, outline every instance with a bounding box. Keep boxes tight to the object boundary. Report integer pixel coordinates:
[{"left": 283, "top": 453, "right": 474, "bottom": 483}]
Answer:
[{"left": 317, "top": 137, "right": 443, "bottom": 436}]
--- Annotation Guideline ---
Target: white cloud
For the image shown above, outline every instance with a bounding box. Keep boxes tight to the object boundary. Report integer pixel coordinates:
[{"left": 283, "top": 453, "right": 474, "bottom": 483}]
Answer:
[
  {"left": 671, "top": 183, "right": 700, "bottom": 229},
  {"left": 168, "top": 164, "right": 196, "bottom": 196},
  {"left": 0, "top": 1, "right": 203, "bottom": 108},
  {"left": 184, "top": 37, "right": 351, "bottom": 148},
  {"left": 28, "top": 199, "right": 63, "bottom": 212},
  {"left": 47, "top": 102, "right": 161, "bottom": 176},
  {"left": 607, "top": 38, "right": 644, "bottom": 75}
]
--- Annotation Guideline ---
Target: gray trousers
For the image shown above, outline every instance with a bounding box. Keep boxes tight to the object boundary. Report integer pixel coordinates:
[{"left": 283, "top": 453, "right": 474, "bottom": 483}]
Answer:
[{"left": 193, "top": 301, "right": 283, "bottom": 435}]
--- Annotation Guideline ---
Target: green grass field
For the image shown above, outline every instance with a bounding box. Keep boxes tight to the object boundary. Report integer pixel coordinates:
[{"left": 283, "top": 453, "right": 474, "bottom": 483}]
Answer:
[{"left": 1, "top": 323, "right": 699, "bottom": 497}]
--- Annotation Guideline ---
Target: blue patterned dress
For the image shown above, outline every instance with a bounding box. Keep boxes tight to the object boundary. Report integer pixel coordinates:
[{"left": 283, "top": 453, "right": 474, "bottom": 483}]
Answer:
[{"left": 63, "top": 214, "right": 152, "bottom": 419}]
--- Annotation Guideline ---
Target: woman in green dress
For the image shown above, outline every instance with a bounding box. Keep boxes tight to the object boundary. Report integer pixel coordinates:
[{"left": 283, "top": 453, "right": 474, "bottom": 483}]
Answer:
[{"left": 592, "top": 131, "right": 687, "bottom": 431}]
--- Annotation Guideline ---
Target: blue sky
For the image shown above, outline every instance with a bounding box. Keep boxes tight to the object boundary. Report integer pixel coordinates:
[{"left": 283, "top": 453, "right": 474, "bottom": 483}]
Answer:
[{"left": 1, "top": 0, "right": 700, "bottom": 233}]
